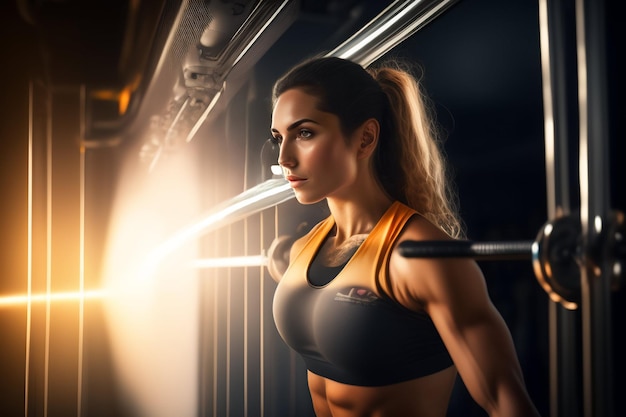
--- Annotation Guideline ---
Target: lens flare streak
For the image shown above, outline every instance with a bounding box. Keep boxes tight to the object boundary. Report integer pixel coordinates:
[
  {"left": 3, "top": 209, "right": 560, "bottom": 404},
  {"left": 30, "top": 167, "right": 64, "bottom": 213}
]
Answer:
[{"left": 0, "top": 290, "right": 107, "bottom": 307}]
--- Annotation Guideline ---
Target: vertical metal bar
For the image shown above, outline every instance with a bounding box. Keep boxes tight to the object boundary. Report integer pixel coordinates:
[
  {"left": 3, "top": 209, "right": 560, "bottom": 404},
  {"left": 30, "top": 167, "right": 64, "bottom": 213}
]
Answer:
[
  {"left": 44, "top": 85, "right": 53, "bottom": 417},
  {"left": 243, "top": 219, "right": 249, "bottom": 413},
  {"left": 77, "top": 86, "right": 87, "bottom": 417},
  {"left": 243, "top": 88, "right": 251, "bottom": 417},
  {"left": 538, "top": 1, "right": 582, "bottom": 416},
  {"left": 575, "top": 0, "right": 613, "bottom": 415},
  {"left": 212, "top": 266, "right": 218, "bottom": 417},
  {"left": 259, "top": 211, "right": 266, "bottom": 417},
  {"left": 537, "top": 11, "right": 560, "bottom": 414},
  {"left": 226, "top": 226, "right": 232, "bottom": 417},
  {"left": 25, "top": 81, "right": 34, "bottom": 417}
]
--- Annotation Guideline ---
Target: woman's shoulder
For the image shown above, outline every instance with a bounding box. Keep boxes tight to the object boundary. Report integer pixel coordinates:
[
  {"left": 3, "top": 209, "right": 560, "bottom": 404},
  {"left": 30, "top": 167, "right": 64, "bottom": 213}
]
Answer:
[
  {"left": 388, "top": 213, "right": 484, "bottom": 306},
  {"left": 398, "top": 212, "right": 453, "bottom": 243}
]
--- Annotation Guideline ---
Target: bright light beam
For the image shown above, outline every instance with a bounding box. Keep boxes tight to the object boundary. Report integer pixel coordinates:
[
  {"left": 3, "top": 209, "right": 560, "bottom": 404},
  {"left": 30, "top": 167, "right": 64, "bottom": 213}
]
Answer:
[
  {"left": 143, "top": 178, "right": 292, "bottom": 273},
  {"left": 0, "top": 290, "right": 107, "bottom": 307}
]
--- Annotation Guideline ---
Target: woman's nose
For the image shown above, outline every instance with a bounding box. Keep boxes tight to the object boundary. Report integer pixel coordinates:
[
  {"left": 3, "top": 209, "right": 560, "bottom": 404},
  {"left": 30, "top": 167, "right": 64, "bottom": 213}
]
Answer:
[{"left": 277, "top": 142, "right": 296, "bottom": 168}]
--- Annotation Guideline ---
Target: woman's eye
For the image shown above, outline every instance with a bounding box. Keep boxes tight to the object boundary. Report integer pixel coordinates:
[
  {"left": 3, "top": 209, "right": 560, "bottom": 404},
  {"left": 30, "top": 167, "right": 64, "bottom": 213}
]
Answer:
[
  {"left": 270, "top": 136, "right": 282, "bottom": 145},
  {"left": 298, "top": 129, "right": 313, "bottom": 139}
]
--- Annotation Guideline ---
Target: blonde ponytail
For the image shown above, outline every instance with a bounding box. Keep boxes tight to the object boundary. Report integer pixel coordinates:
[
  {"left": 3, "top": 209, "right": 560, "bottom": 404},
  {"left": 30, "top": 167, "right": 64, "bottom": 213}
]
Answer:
[{"left": 368, "top": 62, "right": 464, "bottom": 239}]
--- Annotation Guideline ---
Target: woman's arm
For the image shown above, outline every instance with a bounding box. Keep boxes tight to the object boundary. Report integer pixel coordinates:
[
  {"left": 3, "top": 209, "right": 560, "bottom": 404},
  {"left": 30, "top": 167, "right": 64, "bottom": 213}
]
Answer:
[{"left": 389, "top": 222, "right": 540, "bottom": 416}]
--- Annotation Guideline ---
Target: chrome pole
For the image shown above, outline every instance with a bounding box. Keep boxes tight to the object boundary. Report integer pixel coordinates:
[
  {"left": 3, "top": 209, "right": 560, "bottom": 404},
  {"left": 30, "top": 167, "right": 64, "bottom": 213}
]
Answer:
[
  {"left": 538, "top": 0, "right": 582, "bottom": 415},
  {"left": 327, "top": 0, "right": 460, "bottom": 67},
  {"left": 575, "top": 0, "right": 613, "bottom": 415}
]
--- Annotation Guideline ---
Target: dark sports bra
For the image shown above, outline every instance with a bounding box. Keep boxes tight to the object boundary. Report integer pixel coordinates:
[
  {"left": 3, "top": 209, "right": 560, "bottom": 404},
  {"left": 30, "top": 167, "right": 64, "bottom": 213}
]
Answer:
[{"left": 272, "top": 201, "right": 453, "bottom": 386}]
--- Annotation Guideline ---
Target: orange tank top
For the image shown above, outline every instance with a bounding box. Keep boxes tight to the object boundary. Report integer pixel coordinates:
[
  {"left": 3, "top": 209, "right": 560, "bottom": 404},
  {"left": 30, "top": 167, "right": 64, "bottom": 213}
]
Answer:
[{"left": 272, "top": 201, "right": 452, "bottom": 386}]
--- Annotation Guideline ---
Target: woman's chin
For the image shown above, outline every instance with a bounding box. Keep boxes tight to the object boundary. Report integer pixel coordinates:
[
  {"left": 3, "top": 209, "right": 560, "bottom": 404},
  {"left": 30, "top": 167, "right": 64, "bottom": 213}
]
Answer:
[{"left": 293, "top": 191, "right": 324, "bottom": 205}]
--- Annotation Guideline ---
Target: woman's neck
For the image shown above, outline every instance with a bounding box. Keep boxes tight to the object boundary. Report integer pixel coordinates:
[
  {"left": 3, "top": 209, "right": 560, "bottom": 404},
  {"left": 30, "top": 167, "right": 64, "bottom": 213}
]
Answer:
[
  {"left": 324, "top": 156, "right": 394, "bottom": 245},
  {"left": 326, "top": 191, "right": 393, "bottom": 246}
]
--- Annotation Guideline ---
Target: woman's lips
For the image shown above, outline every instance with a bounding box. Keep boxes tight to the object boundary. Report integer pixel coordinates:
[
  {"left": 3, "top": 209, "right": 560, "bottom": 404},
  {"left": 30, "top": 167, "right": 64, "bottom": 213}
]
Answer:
[{"left": 285, "top": 175, "right": 307, "bottom": 188}]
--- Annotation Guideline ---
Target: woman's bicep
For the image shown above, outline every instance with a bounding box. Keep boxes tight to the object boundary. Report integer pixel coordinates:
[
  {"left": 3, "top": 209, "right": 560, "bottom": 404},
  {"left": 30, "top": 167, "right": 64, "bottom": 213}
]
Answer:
[{"left": 412, "top": 260, "right": 535, "bottom": 415}]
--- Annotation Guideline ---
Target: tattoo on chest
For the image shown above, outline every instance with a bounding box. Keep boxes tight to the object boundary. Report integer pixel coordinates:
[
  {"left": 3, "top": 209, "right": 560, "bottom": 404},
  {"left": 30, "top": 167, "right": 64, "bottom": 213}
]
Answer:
[{"left": 321, "top": 234, "right": 368, "bottom": 266}]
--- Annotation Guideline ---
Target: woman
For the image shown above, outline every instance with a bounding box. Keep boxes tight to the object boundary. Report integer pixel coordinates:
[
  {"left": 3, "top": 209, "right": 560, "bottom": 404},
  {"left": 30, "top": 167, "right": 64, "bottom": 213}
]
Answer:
[{"left": 267, "top": 57, "right": 540, "bottom": 417}]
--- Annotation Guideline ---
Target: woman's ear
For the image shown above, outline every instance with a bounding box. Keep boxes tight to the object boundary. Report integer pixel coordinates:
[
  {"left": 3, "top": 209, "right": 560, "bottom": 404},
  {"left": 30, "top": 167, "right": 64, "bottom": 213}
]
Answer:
[{"left": 357, "top": 118, "right": 380, "bottom": 159}]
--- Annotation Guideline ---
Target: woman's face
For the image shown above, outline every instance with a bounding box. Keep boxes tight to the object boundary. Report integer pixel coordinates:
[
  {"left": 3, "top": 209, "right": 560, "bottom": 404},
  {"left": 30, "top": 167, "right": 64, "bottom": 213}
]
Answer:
[{"left": 271, "top": 88, "right": 360, "bottom": 204}]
